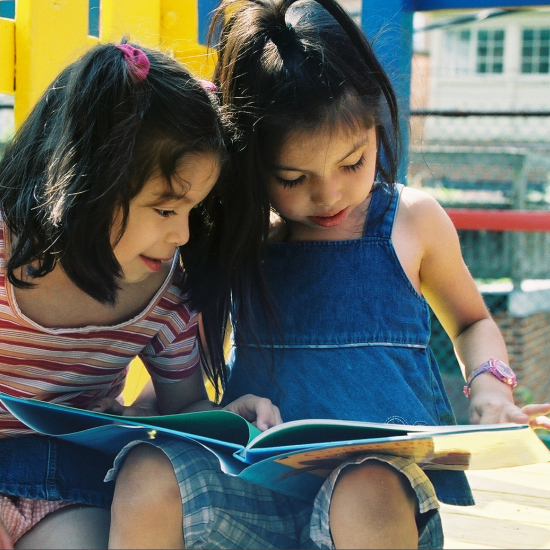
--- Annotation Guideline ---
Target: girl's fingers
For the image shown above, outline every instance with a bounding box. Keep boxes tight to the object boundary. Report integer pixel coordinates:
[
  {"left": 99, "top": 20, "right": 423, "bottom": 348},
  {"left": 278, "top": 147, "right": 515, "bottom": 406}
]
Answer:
[
  {"left": 472, "top": 402, "right": 550, "bottom": 429},
  {"left": 224, "top": 395, "right": 282, "bottom": 431},
  {"left": 470, "top": 400, "right": 529, "bottom": 425},
  {"left": 520, "top": 403, "right": 550, "bottom": 419},
  {"left": 520, "top": 404, "right": 550, "bottom": 430},
  {"left": 253, "top": 398, "right": 282, "bottom": 431},
  {"left": 529, "top": 415, "right": 550, "bottom": 430},
  {"left": 88, "top": 397, "right": 125, "bottom": 415}
]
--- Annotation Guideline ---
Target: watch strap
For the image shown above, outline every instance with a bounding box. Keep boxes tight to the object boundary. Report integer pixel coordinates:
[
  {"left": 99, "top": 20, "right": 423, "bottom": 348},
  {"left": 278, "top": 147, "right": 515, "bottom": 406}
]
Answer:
[{"left": 463, "top": 358, "right": 517, "bottom": 398}]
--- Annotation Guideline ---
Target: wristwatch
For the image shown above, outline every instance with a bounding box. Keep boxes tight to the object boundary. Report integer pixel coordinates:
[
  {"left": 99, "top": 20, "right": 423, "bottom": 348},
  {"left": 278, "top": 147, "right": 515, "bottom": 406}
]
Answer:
[{"left": 463, "top": 358, "right": 517, "bottom": 398}]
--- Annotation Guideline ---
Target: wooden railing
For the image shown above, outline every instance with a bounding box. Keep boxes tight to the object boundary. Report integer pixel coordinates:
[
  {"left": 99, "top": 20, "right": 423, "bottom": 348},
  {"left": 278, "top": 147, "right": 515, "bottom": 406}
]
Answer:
[{"left": 447, "top": 209, "right": 550, "bottom": 232}]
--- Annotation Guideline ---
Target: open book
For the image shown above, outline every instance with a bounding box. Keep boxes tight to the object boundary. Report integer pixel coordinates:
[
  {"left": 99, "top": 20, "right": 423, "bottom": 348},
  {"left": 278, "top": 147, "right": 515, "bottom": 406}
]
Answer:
[{"left": 1, "top": 392, "right": 549, "bottom": 501}]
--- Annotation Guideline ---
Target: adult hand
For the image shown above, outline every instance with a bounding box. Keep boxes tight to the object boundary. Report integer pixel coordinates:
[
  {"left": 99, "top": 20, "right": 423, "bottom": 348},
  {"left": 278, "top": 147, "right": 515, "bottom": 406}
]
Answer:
[
  {"left": 0, "top": 519, "right": 13, "bottom": 550},
  {"left": 223, "top": 394, "right": 282, "bottom": 431},
  {"left": 87, "top": 397, "right": 159, "bottom": 417}
]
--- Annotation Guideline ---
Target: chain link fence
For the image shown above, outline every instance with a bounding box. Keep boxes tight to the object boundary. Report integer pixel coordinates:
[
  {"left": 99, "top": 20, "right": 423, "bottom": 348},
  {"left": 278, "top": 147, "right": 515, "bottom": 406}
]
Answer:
[{"left": 410, "top": 110, "right": 550, "bottom": 422}]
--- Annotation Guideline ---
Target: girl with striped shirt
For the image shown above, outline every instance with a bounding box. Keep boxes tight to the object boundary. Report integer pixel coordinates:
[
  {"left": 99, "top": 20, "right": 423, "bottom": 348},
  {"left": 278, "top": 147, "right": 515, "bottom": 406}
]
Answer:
[{"left": 0, "top": 40, "right": 280, "bottom": 548}]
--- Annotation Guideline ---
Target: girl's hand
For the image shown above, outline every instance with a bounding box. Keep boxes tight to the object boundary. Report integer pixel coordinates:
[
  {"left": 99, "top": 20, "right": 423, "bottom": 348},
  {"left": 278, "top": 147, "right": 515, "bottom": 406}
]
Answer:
[
  {"left": 0, "top": 519, "right": 13, "bottom": 550},
  {"left": 469, "top": 391, "right": 550, "bottom": 429},
  {"left": 519, "top": 403, "right": 550, "bottom": 430},
  {"left": 87, "top": 397, "right": 159, "bottom": 417},
  {"left": 223, "top": 394, "right": 282, "bottom": 431}
]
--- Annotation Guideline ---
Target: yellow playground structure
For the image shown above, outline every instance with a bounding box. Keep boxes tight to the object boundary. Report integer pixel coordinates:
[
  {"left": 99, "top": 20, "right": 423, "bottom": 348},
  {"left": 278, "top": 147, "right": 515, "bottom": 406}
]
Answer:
[
  {"left": 0, "top": 0, "right": 216, "bottom": 127},
  {"left": 0, "top": 0, "right": 218, "bottom": 402}
]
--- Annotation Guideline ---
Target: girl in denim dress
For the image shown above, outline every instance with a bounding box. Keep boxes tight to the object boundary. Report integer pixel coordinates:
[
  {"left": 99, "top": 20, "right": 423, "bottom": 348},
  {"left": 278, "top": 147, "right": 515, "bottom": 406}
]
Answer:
[{"left": 107, "top": 0, "right": 550, "bottom": 547}]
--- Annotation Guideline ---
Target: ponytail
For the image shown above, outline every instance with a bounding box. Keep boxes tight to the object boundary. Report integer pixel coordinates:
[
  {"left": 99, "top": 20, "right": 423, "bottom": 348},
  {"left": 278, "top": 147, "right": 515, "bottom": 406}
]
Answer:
[{"left": 211, "top": 0, "right": 400, "bottom": 182}]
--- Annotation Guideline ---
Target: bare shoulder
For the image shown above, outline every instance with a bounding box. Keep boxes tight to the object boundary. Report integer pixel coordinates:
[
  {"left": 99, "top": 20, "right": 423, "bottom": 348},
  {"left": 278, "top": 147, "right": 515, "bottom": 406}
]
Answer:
[
  {"left": 392, "top": 186, "right": 461, "bottom": 292},
  {"left": 391, "top": 187, "right": 451, "bottom": 292},
  {"left": 398, "top": 186, "right": 447, "bottom": 219},
  {"left": 396, "top": 186, "right": 456, "bottom": 241}
]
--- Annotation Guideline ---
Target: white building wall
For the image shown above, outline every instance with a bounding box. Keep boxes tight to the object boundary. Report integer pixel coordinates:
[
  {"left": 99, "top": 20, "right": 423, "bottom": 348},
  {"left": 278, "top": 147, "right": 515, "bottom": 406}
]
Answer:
[{"left": 426, "top": 9, "right": 550, "bottom": 143}]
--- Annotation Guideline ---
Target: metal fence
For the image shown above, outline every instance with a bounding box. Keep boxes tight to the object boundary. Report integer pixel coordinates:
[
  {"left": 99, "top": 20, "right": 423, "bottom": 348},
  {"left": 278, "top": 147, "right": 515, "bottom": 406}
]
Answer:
[
  {"left": 410, "top": 111, "right": 550, "bottom": 381},
  {"left": 429, "top": 293, "right": 509, "bottom": 377}
]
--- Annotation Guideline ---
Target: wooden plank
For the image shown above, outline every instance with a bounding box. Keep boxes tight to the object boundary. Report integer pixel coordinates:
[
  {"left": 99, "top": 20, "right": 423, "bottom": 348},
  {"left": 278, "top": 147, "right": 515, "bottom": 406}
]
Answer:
[
  {"left": 440, "top": 464, "right": 550, "bottom": 549},
  {"left": 466, "top": 465, "right": 550, "bottom": 498},
  {"left": 467, "top": 491, "right": 550, "bottom": 514},
  {"left": 441, "top": 512, "right": 550, "bottom": 549}
]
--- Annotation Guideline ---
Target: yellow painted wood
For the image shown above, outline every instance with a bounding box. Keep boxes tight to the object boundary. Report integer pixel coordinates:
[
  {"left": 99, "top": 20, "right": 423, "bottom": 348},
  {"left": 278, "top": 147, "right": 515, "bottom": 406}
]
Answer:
[
  {"left": 14, "top": 0, "right": 90, "bottom": 126},
  {"left": 121, "top": 357, "right": 151, "bottom": 404},
  {"left": 161, "top": 0, "right": 197, "bottom": 44},
  {"left": 0, "top": 17, "right": 15, "bottom": 94},
  {"left": 121, "top": 357, "right": 217, "bottom": 404},
  {"left": 100, "top": 0, "right": 161, "bottom": 47},
  {"left": 87, "top": 36, "right": 100, "bottom": 49},
  {"left": 160, "top": 0, "right": 216, "bottom": 79},
  {"left": 177, "top": 43, "right": 217, "bottom": 80}
]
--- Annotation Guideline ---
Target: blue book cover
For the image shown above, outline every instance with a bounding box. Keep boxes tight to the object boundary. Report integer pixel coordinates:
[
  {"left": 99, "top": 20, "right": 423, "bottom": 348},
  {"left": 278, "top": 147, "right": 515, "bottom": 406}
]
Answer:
[{"left": 1, "top": 392, "right": 549, "bottom": 500}]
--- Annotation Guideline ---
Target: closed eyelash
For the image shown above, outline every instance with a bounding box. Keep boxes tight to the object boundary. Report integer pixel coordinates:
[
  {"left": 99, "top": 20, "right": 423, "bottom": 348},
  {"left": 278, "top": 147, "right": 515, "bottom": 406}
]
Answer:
[
  {"left": 343, "top": 155, "right": 365, "bottom": 173},
  {"left": 276, "top": 175, "right": 306, "bottom": 188},
  {"left": 275, "top": 154, "right": 365, "bottom": 187}
]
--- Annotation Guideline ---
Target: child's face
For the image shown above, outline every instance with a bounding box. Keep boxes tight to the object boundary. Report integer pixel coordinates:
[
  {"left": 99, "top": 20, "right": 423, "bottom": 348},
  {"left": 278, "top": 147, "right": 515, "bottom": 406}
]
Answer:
[
  {"left": 112, "top": 151, "right": 220, "bottom": 284},
  {"left": 266, "top": 124, "right": 377, "bottom": 241}
]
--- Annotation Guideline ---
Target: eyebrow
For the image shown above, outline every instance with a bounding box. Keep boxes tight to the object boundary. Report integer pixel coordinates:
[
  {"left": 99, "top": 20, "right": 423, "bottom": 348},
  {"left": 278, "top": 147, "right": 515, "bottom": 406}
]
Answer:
[
  {"left": 273, "top": 134, "right": 371, "bottom": 172},
  {"left": 336, "top": 136, "right": 371, "bottom": 163},
  {"left": 148, "top": 189, "right": 189, "bottom": 205}
]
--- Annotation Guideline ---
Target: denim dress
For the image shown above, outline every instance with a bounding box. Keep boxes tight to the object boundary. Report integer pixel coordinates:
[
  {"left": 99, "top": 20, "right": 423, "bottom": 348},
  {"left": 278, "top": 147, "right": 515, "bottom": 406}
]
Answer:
[
  {"left": 223, "top": 183, "right": 474, "bottom": 506},
  {"left": 0, "top": 436, "right": 114, "bottom": 508}
]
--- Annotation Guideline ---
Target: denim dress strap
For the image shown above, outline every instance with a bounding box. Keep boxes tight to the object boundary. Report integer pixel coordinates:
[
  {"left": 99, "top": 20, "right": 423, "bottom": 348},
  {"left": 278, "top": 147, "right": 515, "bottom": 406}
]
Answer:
[{"left": 363, "top": 183, "right": 403, "bottom": 239}]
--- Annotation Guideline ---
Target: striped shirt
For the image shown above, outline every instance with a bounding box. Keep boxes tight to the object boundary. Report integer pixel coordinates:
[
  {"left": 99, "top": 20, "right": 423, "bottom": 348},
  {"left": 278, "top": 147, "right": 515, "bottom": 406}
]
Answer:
[{"left": 0, "top": 219, "right": 200, "bottom": 437}]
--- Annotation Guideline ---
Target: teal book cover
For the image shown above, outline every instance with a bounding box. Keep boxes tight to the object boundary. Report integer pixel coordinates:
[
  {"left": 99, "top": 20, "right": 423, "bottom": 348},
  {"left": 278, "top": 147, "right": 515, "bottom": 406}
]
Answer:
[{"left": 1, "top": 392, "right": 549, "bottom": 500}]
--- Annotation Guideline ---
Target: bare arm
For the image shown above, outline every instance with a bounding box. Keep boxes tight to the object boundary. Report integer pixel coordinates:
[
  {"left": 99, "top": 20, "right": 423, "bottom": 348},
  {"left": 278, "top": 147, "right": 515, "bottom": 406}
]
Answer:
[
  {"left": 92, "top": 366, "right": 282, "bottom": 430},
  {"left": 396, "top": 188, "right": 550, "bottom": 428}
]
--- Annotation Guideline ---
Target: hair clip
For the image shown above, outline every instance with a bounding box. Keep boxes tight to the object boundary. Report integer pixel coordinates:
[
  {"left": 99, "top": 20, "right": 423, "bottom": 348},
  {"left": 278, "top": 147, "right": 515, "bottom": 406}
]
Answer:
[
  {"left": 115, "top": 44, "right": 150, "bottom": 82},
  {"left": 199, "top": 79, "right": 217, "bottom": 93}
]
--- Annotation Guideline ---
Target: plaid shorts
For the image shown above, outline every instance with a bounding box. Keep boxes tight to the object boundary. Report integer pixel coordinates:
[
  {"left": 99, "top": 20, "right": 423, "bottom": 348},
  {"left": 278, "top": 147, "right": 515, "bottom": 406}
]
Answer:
[{"left": 106, "top": 440, "right": 443, "bottom": 549}]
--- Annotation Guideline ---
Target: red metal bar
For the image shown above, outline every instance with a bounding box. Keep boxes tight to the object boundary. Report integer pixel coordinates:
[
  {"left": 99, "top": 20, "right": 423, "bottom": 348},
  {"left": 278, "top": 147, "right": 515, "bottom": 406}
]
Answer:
[{"left": 445, "top": 209, "right": 550, "bottom": 232}]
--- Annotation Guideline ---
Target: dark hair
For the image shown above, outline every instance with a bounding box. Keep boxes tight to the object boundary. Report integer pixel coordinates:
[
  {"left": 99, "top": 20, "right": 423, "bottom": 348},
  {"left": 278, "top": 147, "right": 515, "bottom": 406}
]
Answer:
[
  {"left": 211, "top": 0, "right": 400, "bottom": 179},
  {"left": 0, "top": 41, "right": 232, "bottom": 396},
  {"left": 208, "top": 0, "right": 401, "bottom": 352}
]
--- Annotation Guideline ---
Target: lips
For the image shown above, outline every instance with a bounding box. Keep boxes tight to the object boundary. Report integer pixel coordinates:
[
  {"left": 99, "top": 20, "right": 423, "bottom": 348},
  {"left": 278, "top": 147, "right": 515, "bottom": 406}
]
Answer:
[
  {"left": 140, "top": 255, "right": 164, "bottom": 272},
  {"left": 308, "top": 208, "right": 348, "bottom": 228}
]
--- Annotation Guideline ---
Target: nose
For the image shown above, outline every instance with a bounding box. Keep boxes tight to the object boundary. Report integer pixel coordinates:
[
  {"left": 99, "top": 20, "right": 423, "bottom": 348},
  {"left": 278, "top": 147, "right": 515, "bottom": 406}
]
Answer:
[
  {"left": 310, "top": 175, "right": 342, "bottom": 207},
  {"left": 166, "top": 217, "right": 190, "bottom": 247}
]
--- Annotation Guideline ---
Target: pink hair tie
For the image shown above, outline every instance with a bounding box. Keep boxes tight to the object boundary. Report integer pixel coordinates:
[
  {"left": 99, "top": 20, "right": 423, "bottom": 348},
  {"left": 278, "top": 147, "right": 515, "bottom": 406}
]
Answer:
[
  {"left": 199, "top": 79, "right": 217, "bottom": 93},
  {"left": 115, "top": 44, "right": 150, "bottom": 82}
]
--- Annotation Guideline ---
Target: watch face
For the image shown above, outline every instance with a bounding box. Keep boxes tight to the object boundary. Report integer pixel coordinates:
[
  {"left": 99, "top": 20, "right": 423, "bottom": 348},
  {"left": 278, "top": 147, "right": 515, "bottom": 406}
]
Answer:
[
  {"left": 497, "top": 363, "right": 515, "bottom": 377},
  {"left": 491, "top": 360, "right": 516, "bottom": 385}
]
